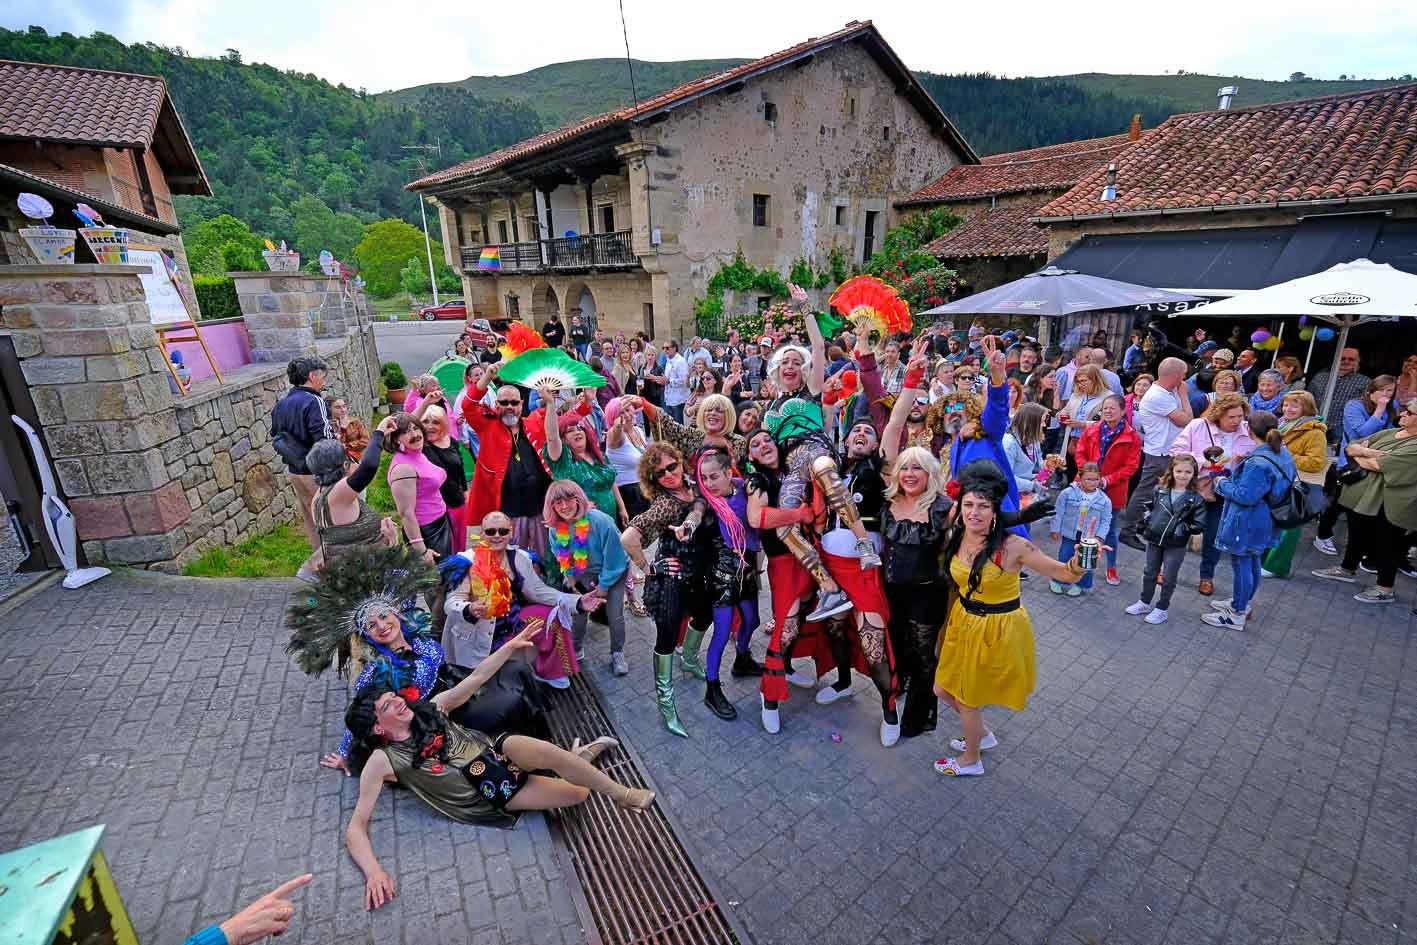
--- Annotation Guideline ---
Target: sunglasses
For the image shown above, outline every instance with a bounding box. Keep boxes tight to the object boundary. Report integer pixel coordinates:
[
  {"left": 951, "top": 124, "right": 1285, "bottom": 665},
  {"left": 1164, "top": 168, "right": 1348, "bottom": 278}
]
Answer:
[
  {"left": 655, "top": 461, "right": 681, "bottom": 478},
  {"left": 483, "top": 527, "right": 512, "bottom": 537},
  {"left": 496, "top": 398, "right": 521, "bottom": 407}
]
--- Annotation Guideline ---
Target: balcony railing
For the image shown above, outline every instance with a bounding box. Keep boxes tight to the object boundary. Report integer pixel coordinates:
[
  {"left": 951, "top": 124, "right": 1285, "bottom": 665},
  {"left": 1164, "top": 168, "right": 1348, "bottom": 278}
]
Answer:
[{"left": 461, "top": 230, "right": 638, "bottom": 274}]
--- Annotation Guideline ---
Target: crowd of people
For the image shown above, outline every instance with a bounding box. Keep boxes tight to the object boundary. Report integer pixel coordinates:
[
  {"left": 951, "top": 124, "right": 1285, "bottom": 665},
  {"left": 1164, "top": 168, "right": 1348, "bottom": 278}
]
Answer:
[{"left": 259, "top": 293, "right": 1417, "bottom": 916}]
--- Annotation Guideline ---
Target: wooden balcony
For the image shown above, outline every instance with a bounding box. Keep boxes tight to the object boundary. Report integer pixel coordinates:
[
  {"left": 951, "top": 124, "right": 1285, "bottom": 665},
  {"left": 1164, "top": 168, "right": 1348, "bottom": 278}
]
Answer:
[{"left": 461, "top": 230, "right": 638, "bottom": 275}]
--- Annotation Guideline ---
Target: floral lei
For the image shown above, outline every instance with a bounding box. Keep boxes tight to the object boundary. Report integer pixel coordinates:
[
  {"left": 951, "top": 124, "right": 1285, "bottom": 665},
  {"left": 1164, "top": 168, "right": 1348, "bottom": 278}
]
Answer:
[{"left": 551, "top": 516, "right": 592, "bottom": 576}]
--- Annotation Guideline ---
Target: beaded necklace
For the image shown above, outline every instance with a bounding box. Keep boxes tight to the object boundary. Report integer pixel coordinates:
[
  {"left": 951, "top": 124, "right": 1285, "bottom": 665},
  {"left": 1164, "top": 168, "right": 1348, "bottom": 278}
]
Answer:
[{"left": 551, "top": 516, "right": 592, "bottom": 576}]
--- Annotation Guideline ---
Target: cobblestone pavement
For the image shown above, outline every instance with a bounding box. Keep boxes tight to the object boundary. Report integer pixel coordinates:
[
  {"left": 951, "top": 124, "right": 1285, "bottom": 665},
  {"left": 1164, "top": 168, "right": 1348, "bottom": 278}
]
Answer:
[
  {"left": 0, "top": 573, "right": 586, "bottom": 945},
  {"left": 0, "top": 528, "right": 1412, "bottom": 945},
  {"left": 582, "top": 528, "right": 1417, "bottom": 945}
]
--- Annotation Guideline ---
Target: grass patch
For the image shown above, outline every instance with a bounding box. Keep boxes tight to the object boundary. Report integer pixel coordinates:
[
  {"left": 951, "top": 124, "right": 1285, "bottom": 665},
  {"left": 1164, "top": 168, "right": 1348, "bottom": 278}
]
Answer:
[
  {"left": 370, "top": 292, "right": 423, "bottom": 319},
  {"left": 182, "top": 523, "right": 310, "bottom": 578},
  {"left": 182, "top": 434, "right": 403, "bottom": 579}
]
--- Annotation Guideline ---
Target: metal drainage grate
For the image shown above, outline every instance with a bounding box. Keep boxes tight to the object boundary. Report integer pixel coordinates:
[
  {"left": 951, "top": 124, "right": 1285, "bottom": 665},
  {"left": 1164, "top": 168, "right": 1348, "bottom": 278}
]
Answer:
[{"left": 544, "top": 675, "right": 749, "bottom": 945}]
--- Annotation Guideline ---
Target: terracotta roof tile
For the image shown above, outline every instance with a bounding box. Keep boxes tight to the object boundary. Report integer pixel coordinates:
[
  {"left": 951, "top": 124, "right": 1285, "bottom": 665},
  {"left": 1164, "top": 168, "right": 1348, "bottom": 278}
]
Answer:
[
  {"left": 410, "top": 21, "right": 973, "bottom": 190},
  {"left": 1037, "top": 83, "right": 1417, "bottom": 219},
  {"left": 922, "top": 205, "right": 1049, "bottom": 259},
  {"left": 901, "top": 133, "right": 1141, "bottom": 205},
  {"left": 0, "top": 59, "right": 166, "bottom": 148}
]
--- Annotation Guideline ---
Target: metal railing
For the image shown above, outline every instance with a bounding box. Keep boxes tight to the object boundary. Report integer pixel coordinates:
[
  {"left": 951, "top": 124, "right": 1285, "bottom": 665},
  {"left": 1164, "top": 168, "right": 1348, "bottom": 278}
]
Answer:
[{"left": 460, "top": 230, "right": 638, "bottom": 274}]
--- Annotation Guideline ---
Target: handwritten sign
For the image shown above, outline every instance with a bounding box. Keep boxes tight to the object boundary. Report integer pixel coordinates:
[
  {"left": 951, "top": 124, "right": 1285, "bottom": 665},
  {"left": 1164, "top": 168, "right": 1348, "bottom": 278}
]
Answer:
[{"left": 128, "top": 246, "right": 194, "bottom": 325}]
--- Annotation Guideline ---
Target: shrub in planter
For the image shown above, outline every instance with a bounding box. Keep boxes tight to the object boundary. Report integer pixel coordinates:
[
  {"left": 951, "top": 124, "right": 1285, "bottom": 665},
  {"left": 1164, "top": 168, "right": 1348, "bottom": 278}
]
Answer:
[
  {"left": 381, "top": 361, "right": 408, "bottom": 405},
  {"left": 193, "top": 274, "right": 242, "bottom": 320}
]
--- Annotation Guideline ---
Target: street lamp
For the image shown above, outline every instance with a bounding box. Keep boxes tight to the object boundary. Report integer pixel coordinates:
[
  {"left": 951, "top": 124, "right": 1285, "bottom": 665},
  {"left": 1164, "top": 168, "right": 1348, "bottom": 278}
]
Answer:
[{"left": 403, "top": 142, "right": 442, "bottom": 307}]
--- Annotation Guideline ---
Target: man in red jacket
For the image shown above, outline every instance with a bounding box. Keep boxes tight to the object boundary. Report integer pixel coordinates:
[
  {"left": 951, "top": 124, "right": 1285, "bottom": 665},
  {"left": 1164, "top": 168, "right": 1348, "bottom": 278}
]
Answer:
[
  {"left": 463, "top": 363, "right": 552, "bottom": 558},
  {"left": 1074, "top": 393, "right": 1142, "bottom": 586}
]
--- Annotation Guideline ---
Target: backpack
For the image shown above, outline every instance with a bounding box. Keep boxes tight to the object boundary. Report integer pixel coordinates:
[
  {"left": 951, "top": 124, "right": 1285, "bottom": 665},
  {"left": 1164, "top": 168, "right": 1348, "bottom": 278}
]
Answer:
[{"left": 1250, "top": 451, "right": 1327, "bottom": 529}]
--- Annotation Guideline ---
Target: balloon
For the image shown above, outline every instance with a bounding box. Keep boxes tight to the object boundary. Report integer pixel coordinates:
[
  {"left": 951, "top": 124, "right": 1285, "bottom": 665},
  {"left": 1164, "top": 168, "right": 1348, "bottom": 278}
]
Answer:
[
  {"left": 1251, "top": 329, "right": 1271, "bottom": 344},
  {"left": 1267, "top": 336, "right": 1283, "bottom": 350},
  {"left": 1299, "top": 315, "right": 1309, "bottom": 325},
  {"left": 1316, "top": 327, "right": 1336, "bottom": 342},
  {"left": 1299, "top": 327, "right": 1314, "bottom": 340}
]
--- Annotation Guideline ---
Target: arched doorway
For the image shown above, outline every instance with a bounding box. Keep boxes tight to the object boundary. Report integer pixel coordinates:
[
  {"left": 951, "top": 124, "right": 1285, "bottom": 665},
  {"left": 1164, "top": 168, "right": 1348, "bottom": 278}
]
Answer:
[
  {"left": 565, "top": 281, "right": 597, "bottom": 332},
  {"left": 530, "top": 282, "right": 559, "bottom": 327}
]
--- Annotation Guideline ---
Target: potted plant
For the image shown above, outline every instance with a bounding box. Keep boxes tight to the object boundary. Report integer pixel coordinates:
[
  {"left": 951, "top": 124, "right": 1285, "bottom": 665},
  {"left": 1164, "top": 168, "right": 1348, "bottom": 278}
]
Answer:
[{"left": 381, "top": 362, "right": 408, "bottom": 407}]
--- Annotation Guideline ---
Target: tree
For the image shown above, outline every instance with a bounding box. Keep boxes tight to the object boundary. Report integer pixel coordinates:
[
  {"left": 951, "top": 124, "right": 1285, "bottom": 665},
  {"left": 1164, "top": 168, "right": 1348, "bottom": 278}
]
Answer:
[
  {"left": 290, "top": 195, "right": 364, "bottom": 262},
  {"left": 355, "top": 218, "right": 445, "bottom": 297},
  {"left": 398, "top": 255, "right": 459, "bottom": 297},
  {"left": 1289, "top": 71, "right": 1309, "bottom": 82},
  {"left": 183, "top": 213, "right": 265, "bottom": 275}
]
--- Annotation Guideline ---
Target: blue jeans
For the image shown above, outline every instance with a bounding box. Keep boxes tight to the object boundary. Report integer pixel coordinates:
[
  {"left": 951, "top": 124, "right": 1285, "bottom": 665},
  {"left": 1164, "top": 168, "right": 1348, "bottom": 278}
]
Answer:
[
  {"left": 1058, "top": 537, "right": 1094, "bottom": 590},
  {"left": 1103, "top": 513, "right": 1120, "bottom": 569},
  {"left": 1199, "top": 500, "right": 1223, "bottom": 580},
  {"left": 1230, "top": 552, "right": 1262, "bottom": 612}
]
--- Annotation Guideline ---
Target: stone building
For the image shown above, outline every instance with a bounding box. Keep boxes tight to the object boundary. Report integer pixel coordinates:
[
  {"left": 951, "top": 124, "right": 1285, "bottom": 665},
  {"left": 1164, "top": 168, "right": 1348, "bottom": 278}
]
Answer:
[
  {"left": 0, "top": 61, "right": 380, "bottom": 573},
  {"left": 408, "top": 21, "right": 976, "bottom": 340},
  {"left": 1032, "top": 83, "right": 1417, "bottom": 370},
  {"left": 897, "top": 127, "right": 1143, "bottom": 293},
  {"left": 0, "top": 59, "right": 209, "bottom": 284}
]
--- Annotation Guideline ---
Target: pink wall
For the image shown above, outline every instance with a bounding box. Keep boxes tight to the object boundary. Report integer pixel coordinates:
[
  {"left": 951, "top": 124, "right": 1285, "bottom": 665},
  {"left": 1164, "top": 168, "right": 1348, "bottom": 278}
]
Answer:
[{"left": 164, "top": 319, "right": 253, "bottom": 382}]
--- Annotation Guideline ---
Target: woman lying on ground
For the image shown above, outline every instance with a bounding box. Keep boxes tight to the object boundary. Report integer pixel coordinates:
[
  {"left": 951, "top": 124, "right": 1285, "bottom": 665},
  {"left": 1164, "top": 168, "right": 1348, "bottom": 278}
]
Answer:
[{"left": 344, "top": 620, "right": 652, "bottom": 912}]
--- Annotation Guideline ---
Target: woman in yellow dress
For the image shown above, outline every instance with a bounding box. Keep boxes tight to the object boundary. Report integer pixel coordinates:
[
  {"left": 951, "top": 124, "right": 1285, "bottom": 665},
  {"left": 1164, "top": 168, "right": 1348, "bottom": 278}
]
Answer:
[{"left": 933, "top": 461, "right": 1093, "bottom": 776}]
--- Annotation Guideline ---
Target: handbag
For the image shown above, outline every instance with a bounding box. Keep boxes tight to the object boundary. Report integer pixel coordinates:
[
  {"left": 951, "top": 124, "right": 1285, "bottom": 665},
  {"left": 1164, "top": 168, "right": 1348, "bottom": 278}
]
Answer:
[
  {"left": 1336, "top": 464, "right": 1369, "bottom": 487},
  {"left": 1250, "top": 452, "right": 1327, "bottom": 528}
]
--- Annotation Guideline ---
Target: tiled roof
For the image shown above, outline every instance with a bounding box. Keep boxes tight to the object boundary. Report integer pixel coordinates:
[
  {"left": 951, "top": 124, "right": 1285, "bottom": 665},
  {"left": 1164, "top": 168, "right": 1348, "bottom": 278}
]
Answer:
[
  {"left": 0, "top": 161, "right": 178, "bottom": 234},
  {"left": 0, "top": 59, "right": 166, "bottom": 148},
  {"left": 1037, "top": 83, "right": 1417, "bottom": 219},
  {"left": 900, "top": 133, "right": 1140, "bottom": 205},
  {"left": 922, "top": 205, "right": 1048, "bottom": 259},
  {"left": 410, "top": 21, "right": 975, "bottom": 190}
]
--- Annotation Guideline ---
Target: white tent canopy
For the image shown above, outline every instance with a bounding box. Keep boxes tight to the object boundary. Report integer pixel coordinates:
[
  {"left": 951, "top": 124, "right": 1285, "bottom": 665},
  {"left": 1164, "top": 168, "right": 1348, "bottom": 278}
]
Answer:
[{"left": 1176, "top": 259, "right": 1417, "bottom": 416}]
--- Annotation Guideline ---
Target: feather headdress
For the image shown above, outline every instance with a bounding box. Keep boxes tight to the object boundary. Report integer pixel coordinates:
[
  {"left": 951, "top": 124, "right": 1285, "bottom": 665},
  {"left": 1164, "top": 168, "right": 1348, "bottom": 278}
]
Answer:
[
  {"left": 284, "top": 545, "right": 437, "bottom": 677},
  {"left": 828, "top": 275, "right": 912, "bottom": 337}
]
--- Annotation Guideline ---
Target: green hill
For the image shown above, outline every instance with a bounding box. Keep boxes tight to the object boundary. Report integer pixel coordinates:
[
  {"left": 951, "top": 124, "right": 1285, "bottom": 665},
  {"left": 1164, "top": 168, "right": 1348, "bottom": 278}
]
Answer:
[
  {"left": 381, "top": 57, "right": 750, "bottom": 127},
  {"left": 0, "top": 25, "right": 543, "bottom": 243},
  {"left": 1058, "top": 72, "right": 1411, "bottom": 113}
]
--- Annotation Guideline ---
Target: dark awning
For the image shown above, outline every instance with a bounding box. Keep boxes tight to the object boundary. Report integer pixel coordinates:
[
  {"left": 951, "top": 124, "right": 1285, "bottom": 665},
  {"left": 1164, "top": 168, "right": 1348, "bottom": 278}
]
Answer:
[{"left": 1050, "top": 211, "right": 1410, "bottom": 291}]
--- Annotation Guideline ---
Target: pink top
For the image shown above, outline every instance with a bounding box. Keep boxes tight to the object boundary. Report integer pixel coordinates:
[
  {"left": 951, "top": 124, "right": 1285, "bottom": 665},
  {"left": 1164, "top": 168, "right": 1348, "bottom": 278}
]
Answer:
[
  {"left": 402, "top": 389, "right": 422, "bottom": 413},
  {"left": 389, "top": 448, "right": 448, "bottom": 525}
]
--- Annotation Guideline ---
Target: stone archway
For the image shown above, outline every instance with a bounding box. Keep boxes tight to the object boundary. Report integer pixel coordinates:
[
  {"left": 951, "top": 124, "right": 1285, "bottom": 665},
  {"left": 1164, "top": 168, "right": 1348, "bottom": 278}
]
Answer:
[
  {"left": 564, "top": 280, "right": 597, "bottom": 332},
  {"left": 529, "top": 282, "right": 559, "bottom": 326}
]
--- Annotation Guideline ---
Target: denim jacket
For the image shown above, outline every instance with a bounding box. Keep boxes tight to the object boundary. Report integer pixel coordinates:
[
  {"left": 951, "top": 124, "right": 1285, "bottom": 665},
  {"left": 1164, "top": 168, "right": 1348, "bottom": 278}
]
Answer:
[{"left": 1052, "top": 482, "right": 1113, "bottom": 541}]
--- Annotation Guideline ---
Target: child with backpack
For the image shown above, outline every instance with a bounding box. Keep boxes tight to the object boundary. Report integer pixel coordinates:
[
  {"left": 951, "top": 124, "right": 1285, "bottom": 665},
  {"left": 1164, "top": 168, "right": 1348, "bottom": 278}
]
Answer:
[
  {"left": 1124, "top": 454, "right": 1207, "bottom": 624},
  {"left": 1201, "top": 411, "right": 1296, "bottom": 629}
]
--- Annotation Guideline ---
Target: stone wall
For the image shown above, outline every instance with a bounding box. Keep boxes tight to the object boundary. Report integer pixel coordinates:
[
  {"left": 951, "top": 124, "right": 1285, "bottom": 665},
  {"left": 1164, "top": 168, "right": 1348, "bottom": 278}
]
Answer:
[{"left": 0, "top": 263, "right": 378, "bottom": 572}]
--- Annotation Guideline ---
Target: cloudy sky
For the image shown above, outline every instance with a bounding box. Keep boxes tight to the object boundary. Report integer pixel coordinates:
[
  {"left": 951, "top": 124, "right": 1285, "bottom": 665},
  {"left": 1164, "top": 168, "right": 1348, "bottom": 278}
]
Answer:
[{"left": 7, "top": 0, "right": 1415, "bottom": 93}]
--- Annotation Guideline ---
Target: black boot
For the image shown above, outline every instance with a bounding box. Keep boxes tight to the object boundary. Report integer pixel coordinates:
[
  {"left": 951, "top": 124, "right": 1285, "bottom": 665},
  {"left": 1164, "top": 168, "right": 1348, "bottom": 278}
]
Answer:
[
  {"left": 704, "top": 680, "right": 737, "bottom": 720},
  {"left": 731, "top": 652, "right": 764, "bottom": 678}
]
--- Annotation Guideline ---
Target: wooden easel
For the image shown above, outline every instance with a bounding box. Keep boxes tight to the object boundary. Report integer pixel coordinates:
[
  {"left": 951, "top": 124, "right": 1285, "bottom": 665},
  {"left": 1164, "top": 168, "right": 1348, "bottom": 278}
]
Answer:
[
  {"left": 130, "top": 243, "right": 224, "bottom": 394},
  {"left": 155, "top": 320, "right": 224, "bottom": 393}
]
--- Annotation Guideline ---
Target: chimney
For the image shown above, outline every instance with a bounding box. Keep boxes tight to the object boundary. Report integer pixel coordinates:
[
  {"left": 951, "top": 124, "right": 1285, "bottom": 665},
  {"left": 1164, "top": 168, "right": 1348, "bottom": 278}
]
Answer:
[
  {"left": 1128, "top": 114, "right": 1142, "bottom": 140},
  {"left": 1217, "top": 85, "right": 1238, "bottom": 109},
  {"left": 1100, "top": 162, "right": 1118, "bottom": 202}
]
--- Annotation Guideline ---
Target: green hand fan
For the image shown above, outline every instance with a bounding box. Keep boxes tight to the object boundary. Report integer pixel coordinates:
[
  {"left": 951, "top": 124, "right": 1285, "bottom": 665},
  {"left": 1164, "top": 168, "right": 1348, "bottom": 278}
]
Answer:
[
  {"left": 497, "top": 348, "right": 606, "bottom": 389},
  {"left": 431, "top": 356, "right": 470, "bottom": 399}
]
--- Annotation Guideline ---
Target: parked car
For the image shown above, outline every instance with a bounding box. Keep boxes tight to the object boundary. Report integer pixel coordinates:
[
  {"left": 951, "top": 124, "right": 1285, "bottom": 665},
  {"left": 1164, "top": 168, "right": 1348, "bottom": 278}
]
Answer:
[{"left": 419, "top": 299, "right": 467, "bottom": 321}]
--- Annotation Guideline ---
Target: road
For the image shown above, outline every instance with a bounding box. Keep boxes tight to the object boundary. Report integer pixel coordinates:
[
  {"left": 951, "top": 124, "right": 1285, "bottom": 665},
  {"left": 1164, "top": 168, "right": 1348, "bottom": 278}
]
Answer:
[{"left": 372, "top": 319, "right": 463, "bottom": 380}]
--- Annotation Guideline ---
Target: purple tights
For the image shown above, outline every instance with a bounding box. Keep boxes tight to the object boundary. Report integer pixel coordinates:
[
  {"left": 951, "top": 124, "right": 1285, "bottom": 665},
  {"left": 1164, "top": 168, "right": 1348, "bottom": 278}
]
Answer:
[{"left": 707, "top": 599, "right": 761, "bottom": 681}]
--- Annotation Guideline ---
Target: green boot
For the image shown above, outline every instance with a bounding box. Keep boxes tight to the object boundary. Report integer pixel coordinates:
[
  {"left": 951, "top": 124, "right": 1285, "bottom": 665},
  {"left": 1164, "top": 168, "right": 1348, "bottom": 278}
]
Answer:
[
  {"left": 679, "top": 625, "right": 708, "bottom": 680},
  {"left": 653, "top": 652, "right": 689, "bottom": 738}
]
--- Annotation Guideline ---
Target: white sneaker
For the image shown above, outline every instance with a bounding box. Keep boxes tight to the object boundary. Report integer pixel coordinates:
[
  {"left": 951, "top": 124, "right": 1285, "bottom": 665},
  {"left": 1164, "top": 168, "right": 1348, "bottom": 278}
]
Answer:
[
  {"left": 1313, "top": 537, "right": 1338, "bottom": 556},
  {"left": 815, "top": 683, "right": 854, "bottom": 705},
  {"left": 760, "top": 695, "right": 780, "bottom": 734},
  {"left": 535, "top": 674, "right": 571, "bottom": 689},
  {"left": 949, "top": 731, "right": 999, "bottom": 752},
  {"left": 1201, "top": 607, "right": 1245, "bottom": 630},
  {"left": 1124, "top": 600, "right": 1153, "bottom": 615},
  {"left": 786, "top": 663, "right": 817, "bottom": 689},
  {"left": 934, "top": 756, "right": 985, "bottom": 776},
  {"left": 1259, "top": 568, "right": 1277, "bottom": 579},
  {"left": 1209, "top": 598, "right": 1234, "bottom": 612},
  {"left": 880, "top": 716, "right": 901, "bottom": 747},
  {"left": 1144, "top": 608, "right": 1170, "bottom": 625},
  {"left": 295, "top": 564, "right": 320, "bottom": 584}
]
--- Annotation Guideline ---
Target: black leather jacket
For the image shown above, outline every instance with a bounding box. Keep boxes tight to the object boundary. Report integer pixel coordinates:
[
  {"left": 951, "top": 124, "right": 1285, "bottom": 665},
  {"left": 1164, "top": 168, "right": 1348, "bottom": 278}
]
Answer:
[{"left": 1137, "top": 487, "right": 1207, "bottom": 549}]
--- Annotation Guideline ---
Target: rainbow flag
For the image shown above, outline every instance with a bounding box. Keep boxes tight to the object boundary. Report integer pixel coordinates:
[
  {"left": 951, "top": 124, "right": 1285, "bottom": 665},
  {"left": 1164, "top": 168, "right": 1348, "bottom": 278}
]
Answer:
[{"left": 478, "top": 246, "right": 501, "bottom": 271}]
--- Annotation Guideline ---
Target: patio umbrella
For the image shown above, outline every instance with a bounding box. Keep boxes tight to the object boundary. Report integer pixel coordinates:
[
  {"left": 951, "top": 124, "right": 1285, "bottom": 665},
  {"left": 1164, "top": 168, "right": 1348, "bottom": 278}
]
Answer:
[
  {"left": 919, "top": 266, "right": 1204, "bottom": 318},
  {"left": 1174, "top": 259, "right": 1417, "bottom": 417}
]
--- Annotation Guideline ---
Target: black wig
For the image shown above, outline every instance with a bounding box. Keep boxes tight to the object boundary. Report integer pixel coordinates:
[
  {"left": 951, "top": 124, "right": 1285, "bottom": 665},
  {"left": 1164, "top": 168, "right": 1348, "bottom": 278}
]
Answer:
[{"left": 943, "top": 460, "right": 1011, "bottom": 599}]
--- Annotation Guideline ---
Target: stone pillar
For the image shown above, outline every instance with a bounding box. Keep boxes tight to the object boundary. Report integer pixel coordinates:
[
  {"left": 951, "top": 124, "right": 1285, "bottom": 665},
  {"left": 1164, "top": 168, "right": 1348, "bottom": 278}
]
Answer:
[
  {"left": 0, "top": 265, "right": 191, "bottom": 566},
  {"left": 228, "top": 271, "right": 330, "bottom": 361}
]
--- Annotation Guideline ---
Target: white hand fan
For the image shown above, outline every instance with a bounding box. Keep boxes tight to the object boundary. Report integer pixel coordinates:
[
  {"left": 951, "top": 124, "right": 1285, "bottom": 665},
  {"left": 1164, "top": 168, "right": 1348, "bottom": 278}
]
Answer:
[{"left": 497, "top": 348, "right": 606, "bottom": 390}]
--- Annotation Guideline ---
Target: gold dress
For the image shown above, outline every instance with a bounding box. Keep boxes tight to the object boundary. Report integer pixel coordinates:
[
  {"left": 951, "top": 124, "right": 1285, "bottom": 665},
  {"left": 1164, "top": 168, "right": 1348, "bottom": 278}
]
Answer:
[{"left": 933, "top": 555, "right": 1036, "bottom": 711}]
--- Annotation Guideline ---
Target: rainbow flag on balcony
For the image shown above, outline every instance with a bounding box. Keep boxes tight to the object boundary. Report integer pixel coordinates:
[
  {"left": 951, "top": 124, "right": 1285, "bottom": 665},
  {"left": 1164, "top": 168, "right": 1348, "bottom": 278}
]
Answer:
[{"left": 478, "top": 246, "right": 501, "bottom": 271}]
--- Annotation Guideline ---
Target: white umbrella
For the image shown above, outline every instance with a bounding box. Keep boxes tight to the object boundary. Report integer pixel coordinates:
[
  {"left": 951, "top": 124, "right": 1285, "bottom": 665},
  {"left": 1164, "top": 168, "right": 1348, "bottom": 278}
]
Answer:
[{"left": 1175, "top": 259, "right": 1417, "bottom": 416}]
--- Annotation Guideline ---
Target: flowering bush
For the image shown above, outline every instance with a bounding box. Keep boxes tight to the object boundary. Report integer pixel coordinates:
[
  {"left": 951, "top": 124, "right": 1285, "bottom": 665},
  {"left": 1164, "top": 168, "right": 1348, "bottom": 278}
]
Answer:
[{"left": 880, "top": 263, "right": 963, "bottom": 313}]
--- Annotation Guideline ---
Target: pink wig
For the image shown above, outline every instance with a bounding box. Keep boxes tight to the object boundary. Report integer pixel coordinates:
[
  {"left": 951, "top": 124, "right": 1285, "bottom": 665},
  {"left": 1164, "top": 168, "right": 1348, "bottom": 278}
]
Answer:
[{"left": 543, "top": 479, "right": 590, "bottom": 525}]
